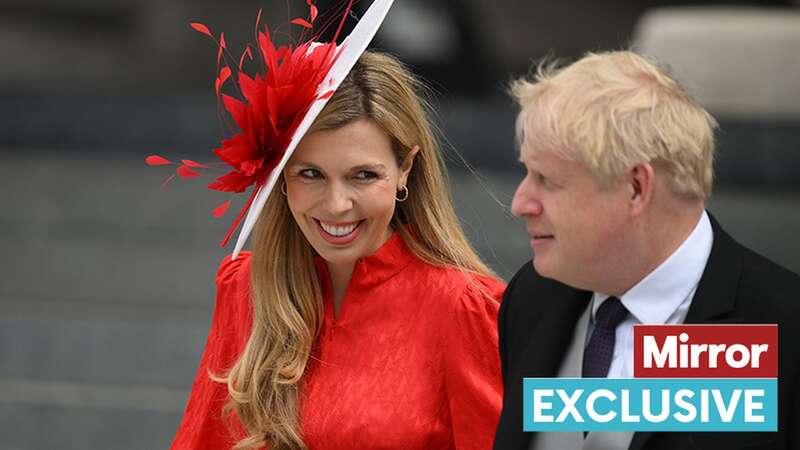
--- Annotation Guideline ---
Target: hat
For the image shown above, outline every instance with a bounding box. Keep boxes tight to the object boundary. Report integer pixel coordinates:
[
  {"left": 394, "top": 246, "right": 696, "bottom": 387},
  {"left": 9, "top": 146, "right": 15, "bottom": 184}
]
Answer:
[{"left": 146, "top": 0, "right": 394, "bottom": 258}]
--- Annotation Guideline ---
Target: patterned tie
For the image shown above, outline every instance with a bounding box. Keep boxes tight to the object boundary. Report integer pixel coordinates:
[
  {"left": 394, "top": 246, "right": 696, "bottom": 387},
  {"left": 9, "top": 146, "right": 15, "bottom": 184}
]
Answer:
[{"left": 582, "top": 296, "right": 629, "bottom": 378}]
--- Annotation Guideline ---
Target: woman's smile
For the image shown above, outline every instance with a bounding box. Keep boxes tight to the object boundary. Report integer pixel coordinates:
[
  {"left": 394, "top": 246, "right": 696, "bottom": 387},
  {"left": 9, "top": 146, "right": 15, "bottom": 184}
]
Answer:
[{"left": 314, "top": 218, "right": 365, "bottom": 245}]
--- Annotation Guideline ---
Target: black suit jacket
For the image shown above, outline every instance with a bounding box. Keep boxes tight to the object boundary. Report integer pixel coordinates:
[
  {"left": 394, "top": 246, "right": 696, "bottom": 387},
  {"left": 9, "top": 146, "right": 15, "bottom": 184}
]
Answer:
[{"left": 493, "top": 215, "right": 800, "bottom": 450}]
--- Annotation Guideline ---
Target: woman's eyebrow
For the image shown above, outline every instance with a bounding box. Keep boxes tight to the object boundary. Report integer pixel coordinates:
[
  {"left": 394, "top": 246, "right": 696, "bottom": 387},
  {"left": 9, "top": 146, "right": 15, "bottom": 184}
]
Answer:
[
  {"left": 288, "top": 161, "right": 319, "bottom": 169},
  {"left": 350, "top": 163, "right": 387, "bottom": 172}
]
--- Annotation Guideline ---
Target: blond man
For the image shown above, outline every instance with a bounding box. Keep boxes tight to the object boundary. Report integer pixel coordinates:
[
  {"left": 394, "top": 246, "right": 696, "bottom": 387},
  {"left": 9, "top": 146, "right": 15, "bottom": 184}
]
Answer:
[{"left": 493, "top": 51, "right": 800, "bottom": 450}]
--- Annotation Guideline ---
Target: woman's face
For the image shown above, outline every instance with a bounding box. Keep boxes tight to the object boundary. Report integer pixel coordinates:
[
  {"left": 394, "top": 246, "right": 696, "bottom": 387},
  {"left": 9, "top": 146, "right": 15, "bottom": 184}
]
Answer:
[{"left": 284, "top": 119, "right": 416, "bottom": 266}]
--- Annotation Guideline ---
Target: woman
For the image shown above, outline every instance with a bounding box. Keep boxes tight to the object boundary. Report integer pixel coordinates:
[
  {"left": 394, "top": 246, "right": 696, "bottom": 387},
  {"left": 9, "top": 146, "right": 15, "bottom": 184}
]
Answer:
[{"left": 171, "top": 50, "right": 504, "bottom": 450}]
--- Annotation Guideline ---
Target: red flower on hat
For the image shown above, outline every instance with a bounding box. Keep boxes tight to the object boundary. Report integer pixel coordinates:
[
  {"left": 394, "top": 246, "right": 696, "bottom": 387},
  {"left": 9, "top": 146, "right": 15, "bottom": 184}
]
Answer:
[
  {"left": 147, "top": 0, "right": 352, "bottom": 246},
  {"left": 209, "top": 36, "right": 338, "bottom": 195}
]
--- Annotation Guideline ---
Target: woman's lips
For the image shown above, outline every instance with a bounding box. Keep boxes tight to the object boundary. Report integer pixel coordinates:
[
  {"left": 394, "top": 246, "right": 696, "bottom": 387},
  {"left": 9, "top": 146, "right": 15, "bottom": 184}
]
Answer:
[{"left": 314, "top": 219, "right": 364, "bottom": 245}]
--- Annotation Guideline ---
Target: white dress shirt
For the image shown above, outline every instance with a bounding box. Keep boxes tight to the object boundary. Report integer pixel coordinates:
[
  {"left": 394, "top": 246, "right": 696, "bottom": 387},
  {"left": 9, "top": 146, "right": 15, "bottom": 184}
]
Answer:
[{"left": 570, "top": 211, "right": 715, "bottom": 450}]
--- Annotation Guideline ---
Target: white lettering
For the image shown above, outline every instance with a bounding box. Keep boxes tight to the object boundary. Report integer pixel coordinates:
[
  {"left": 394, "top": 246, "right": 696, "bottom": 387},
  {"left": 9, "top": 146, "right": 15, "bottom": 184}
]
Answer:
[
  {"left": 690, "top": 344, "right": 708, "bottom": 368},
  {"left": 642, "top": 389, "right": 670, "bottom": 422},
  {"left": 750, "top": 345, "right": 768, "bottom": 368},
  {"left": 679, "top": 333, "right": 690, "bottom": 368},
  {"left": 644, "top": 335, "right": 675, "bottom": 368},
  {"left": 621, "top": 389, "right": 640, "bottom": 422},
  {"left": 556, "top": 389, "right": 584, "bottom": 423},
  {"left": 700, "top": 389, "right": 710, "bottom": 422},
  {"left": 712, "top": 389, "right": 742, "bottom": 422},
  {"left": 726, "top": 344, "right": 750, "bottom": 368},
  {"left": 533, "top": 389, "right": 554, "bottom": 423},
  {"left": 673, "top": 389, "right": 696, "bottom": 423},
  {"left": 709, "top": 344, "right": 726, "bottom": 368},
  {"left": 586, "top": 389, "right": 617, "bottom": 423},
  {"left": 641, "top": 334, "right": 769, "bottom": 370},
  {"left": 744, "top": 389, "right": 765, "bottom": 423}
]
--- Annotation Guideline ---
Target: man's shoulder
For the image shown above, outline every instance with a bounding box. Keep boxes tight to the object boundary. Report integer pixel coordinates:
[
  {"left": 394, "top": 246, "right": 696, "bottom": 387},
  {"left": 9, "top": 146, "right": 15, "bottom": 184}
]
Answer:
[
  {"left": 705, "top": 223, "right": 800, "bottom": 334},
  {"left": 503, "top": 261, "right": 589, "bottom": 314},
  {"left": 506, "top": 261, "right": 579, "bottom": 295},
  {"left": 733, "top": 240, "right": 800, "bottom": 318},
  {"left": 738, "top": 242, "right": 800, "bottom": 290}
]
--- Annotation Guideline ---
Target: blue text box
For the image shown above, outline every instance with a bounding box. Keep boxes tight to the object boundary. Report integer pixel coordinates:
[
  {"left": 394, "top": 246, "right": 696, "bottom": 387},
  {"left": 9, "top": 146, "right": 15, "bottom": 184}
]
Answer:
[{"left": 522, "top": 378, "right": 777, "bottom": 432}]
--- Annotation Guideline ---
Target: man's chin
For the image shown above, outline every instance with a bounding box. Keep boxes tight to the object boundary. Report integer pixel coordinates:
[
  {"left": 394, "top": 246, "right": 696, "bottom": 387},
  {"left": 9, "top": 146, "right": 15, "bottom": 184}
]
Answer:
[{"left": 532, "top": 255, "right": 563, "bottom": 281}]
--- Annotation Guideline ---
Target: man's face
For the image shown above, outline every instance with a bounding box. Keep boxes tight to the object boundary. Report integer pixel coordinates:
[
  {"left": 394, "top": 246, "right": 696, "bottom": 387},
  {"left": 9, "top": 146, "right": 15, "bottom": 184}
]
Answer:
[{"left": 511, "top": 146, "right": 633, "bottom": 291}]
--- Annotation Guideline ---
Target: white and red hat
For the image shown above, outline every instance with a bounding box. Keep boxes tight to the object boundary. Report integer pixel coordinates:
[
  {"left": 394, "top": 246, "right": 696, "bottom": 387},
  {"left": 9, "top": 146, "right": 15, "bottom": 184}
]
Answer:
[{"left": 147, "top": 0, "right": 394, "bottom": 258}]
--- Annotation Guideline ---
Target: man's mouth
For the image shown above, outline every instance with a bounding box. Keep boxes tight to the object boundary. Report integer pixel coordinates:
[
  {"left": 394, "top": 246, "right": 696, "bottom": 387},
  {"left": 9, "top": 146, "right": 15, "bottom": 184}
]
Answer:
[{"left": 530, "top": 233, "right": 554, "bottom": 247}]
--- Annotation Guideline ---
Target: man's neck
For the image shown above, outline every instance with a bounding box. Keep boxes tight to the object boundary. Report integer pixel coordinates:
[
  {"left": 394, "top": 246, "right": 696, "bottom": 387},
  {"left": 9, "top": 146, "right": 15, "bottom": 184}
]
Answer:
[{"left": 611, "top": 204, "right": 705, "bottom": 297}]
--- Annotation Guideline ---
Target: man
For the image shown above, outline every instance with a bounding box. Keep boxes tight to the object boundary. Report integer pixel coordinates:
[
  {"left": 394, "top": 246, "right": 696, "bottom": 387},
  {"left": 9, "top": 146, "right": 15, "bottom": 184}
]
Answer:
[{"left": 493, "top": 51, "right": 800, "bottom": 450}]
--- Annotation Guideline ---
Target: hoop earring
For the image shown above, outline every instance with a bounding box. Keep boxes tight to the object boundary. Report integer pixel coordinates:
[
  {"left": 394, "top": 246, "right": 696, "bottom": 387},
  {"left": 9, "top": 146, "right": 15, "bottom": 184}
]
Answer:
[
  {"left": 280, "top": 180, "right": 287, "bottom": 196},
  {"left": 395, "top": 185, "right": 409, "bottom": 202}
]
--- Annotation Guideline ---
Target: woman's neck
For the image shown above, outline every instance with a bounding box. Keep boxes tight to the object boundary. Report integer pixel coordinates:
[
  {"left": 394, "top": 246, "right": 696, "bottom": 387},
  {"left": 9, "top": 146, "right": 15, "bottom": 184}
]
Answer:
[
  {"left": 326, "top": 261, "right": 355, "bottom": 316},
  {"left": 323, "top": 225, "right": 395, "bottom": 316}
]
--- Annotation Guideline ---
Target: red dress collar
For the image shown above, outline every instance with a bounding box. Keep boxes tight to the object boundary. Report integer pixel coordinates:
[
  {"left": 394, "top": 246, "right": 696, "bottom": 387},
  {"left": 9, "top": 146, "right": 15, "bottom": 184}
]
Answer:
[{"left": 313, "top": 229, "right": 415, "bottom": 293}]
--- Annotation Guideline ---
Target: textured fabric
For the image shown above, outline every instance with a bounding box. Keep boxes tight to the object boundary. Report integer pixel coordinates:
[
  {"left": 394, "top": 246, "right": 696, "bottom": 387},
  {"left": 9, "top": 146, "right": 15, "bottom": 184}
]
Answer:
[
  {"left": 581, "top": 297, "right": 628, "bottom": 378},
  {"left": 171, "top": 231, "right": 505, "bottom": 449}
]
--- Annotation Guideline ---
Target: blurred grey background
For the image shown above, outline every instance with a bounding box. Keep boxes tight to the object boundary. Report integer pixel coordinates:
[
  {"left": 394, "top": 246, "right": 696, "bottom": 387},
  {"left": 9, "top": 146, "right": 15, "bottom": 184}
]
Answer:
[{"left": 1, "top": 0, "right": 799, "bottom": 448}]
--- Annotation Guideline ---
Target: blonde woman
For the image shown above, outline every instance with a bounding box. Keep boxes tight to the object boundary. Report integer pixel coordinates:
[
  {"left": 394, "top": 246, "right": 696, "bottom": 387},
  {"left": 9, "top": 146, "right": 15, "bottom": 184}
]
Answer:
[{"left": 170, "top": 50, "right": 504, "bottom": 450}]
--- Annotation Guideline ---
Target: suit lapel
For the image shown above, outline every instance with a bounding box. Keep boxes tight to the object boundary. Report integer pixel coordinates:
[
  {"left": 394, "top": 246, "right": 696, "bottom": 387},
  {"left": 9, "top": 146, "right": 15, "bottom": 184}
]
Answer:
[
  {"left": 512, "top": 287, "right": 590, "bottom": 449},
  {"left": 518, "top": 288, "right": 592, "bottom": 378},
  {"left": 629, "top": 212, "right": 743, "bottom": 450}
]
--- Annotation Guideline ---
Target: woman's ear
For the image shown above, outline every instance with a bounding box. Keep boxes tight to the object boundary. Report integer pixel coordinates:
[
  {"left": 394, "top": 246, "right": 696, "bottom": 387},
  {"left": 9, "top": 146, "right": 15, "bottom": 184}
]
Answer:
[{"left": 398, "top": 145, "right": 420, "bottom": 187}]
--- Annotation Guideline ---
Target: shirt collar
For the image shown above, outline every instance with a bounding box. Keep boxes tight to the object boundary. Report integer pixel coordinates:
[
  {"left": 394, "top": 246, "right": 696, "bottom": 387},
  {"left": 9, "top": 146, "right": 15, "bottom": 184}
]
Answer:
[
  {"left": 314, "top": 228, "right": 415, "bottom": 293},
  {"left": 592, "top": 210, "right": 714, "bottom": 325}
]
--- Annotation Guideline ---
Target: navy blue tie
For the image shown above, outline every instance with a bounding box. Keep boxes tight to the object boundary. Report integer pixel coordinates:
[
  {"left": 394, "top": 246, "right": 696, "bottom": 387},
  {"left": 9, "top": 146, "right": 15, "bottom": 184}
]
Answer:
[{"left": 582, "top": 297, "right": 629, "bottom": 378}]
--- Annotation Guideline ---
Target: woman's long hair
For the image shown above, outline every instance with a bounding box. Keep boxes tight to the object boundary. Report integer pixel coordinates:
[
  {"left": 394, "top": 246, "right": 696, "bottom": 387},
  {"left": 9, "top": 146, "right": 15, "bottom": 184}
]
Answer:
[{"left": 220, "top": 51, "right": 495, "bottom": 450}]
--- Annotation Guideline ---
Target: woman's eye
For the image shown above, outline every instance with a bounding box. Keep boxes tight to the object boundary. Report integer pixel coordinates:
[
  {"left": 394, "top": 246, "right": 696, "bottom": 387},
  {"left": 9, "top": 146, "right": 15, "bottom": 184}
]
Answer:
[
  {"left": 299, "top": 169, "right": 322, "bottom": 179},
  {"left": 355, "top": 170, "right": 378, "bottom": 180}
]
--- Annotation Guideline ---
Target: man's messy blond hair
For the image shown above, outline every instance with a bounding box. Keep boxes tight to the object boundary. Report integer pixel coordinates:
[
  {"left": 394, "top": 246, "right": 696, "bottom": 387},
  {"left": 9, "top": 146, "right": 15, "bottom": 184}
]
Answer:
[{"left": 511, "top": 50, "right": 717, "bottom": 199}]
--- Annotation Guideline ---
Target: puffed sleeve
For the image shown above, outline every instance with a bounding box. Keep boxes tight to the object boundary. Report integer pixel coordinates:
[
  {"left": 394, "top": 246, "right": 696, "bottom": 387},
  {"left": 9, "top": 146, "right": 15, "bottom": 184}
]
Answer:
[
  {"left": 443, "top": 275, "right": 506, "bottom": 450},
  {"left": 170, "top": 252, "right": 253, "bottom": 450}
]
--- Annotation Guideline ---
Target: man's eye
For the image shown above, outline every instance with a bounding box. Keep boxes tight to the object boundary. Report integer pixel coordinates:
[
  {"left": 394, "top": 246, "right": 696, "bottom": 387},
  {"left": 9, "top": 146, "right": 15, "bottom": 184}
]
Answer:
[
  {"left": 355, "top": 170, "right": 378, "bottom": 180},
  {"left": 299, "top": 169, "right": 321, "bottom": 179},
  {"left": 529, "top": 171, "right": 546, "bottom": 184}
]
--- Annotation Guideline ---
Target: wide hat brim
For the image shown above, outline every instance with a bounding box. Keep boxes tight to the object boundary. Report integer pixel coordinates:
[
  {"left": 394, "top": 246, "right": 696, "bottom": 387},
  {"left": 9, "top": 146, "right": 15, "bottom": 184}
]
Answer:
[{"left": 231, "top": 0, "right": 395, "bottom": 259}]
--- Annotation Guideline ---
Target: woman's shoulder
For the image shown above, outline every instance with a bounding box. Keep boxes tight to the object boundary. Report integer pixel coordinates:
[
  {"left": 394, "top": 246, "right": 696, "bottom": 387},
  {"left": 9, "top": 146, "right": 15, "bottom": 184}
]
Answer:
[
  {"left": 410, "top": 260, "right": 506, "bottom": 309},
  {"left": 215, "top": 251, "right": 253, "bottom": 296},
  {"left": 210, "top": 252, "right": 254, "bottom": 343}
]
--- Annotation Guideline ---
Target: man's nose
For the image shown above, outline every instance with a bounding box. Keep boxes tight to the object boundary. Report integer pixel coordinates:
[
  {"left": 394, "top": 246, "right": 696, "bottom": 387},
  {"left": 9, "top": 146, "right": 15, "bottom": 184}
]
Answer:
[{"left": 510, "top": 176, "right": 543, "bottom": 218}]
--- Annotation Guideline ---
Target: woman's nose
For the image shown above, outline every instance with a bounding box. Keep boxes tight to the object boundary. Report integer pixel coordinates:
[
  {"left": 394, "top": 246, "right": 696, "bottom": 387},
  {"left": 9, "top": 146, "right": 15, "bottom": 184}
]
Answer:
[{"left": 322, "top": 182, "right": 353, "bottom": 215}]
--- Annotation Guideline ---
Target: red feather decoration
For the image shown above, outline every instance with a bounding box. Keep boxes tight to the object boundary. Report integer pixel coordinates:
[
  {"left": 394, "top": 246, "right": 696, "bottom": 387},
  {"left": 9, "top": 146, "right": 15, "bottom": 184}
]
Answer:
[
  {"left": 145, "top": 155, "right": 172, "bottom": 166},
  {"left": 149, "top": 1, "right": 353, "bottom": 244},
  {"left": 212, "top": 200, "right": 232, "bottom": 218},
  {"left": 177, "top": 165, "right": 200, "bottom": 178},
  {"left": 291, "top": 18, "right": 313, "bottom": 29},
  {"left": 190, "top": 22, "right": 212, "bottom": 37}
]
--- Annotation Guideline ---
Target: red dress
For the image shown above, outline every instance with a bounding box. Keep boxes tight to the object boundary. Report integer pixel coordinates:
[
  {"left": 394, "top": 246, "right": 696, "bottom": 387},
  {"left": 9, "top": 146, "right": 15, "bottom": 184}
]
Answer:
[{"left": 171, "top": 232, "right": 506, "bottom": 449}]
